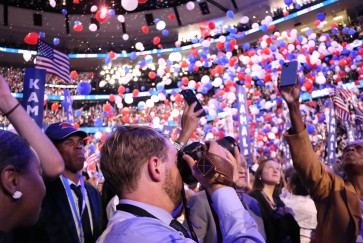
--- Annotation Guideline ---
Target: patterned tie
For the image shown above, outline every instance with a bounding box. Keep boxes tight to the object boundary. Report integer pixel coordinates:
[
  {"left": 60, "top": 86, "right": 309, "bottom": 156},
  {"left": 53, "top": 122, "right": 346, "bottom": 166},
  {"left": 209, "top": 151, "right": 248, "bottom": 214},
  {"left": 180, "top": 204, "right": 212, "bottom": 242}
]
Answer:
[
  {"left": 169, "top": 219, "right": 191, "bottom": 238},
  {"left": 70, "top": 184, "right": 93, "bottom": 243}
]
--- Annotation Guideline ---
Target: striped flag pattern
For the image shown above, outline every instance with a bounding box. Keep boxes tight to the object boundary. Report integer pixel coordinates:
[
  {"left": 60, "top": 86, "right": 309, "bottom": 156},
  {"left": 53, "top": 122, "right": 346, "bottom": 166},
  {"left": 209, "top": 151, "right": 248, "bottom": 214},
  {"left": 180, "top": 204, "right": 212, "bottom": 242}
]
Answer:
[
  {"left": 36, "top": 40, "right": 71, "bottom": 83},
  {"left": 332, "top": 90, "right": 351, "bottom": 121},
  {"left": 335, "top": 86, "right": 357, "bottom": 102}
]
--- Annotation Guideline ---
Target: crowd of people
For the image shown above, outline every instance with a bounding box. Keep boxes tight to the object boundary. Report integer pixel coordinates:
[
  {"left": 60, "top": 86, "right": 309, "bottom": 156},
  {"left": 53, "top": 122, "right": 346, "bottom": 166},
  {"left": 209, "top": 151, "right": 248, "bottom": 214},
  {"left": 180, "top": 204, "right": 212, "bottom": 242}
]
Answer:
[{"left": 1, "top": 0, "right": 363, "bottom": 241}]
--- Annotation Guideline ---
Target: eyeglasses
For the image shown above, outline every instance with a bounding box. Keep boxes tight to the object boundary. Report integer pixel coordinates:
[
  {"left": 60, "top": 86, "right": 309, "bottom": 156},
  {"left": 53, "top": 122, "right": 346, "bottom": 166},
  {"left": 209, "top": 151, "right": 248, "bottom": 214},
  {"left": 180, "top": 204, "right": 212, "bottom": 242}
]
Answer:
[{"left": 342, "top": 144, "right": 363, "bottom": 154}]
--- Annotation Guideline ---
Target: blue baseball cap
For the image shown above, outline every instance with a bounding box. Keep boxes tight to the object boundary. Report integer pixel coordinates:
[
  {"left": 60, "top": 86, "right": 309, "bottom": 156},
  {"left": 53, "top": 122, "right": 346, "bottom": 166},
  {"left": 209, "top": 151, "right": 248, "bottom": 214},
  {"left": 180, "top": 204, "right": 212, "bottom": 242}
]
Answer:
[{"left": 45, "top": 122, "right": 87, "bottom": 141}]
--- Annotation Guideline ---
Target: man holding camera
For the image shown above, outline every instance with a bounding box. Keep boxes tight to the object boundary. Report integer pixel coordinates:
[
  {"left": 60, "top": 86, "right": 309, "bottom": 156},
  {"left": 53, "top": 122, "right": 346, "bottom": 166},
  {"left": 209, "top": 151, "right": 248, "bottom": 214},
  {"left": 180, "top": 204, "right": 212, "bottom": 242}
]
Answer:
[{"left": 97, "top": 103, "right": 264, "bottom": 242}]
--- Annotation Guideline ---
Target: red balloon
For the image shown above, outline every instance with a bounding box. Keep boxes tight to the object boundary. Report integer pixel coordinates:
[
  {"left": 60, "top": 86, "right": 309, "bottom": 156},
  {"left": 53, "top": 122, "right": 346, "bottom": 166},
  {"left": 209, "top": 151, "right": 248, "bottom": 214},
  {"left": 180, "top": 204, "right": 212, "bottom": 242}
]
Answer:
[
  {"left": 73, "top": 24, "right": 83, "bottom": 32},
  {"left": 142, "top": 25, "right": 149, "bottom": 33},
  {"left": 73, "top": 123, "right": 80, "bottom": 129},
  {"left": 73, "top": 0, "right": 79, "bottom": 4},
  {"left": 208, "top": 22, "right": 215, "bottom": 30},
  {"left": 122, "top": 116, "right": 130, "bottom": 124},
  {"left": 314, "top": 20, "right": 321, "bottom": 27},
  {"left": 215, "top": 65, "right": 223, "bottom": 74},
  {"left": 103, "top": 103, "right": 112, "bottom": 113},
  {"left": 70, "top": 70, "right": 78, "bottom": 79},
  {"left": 121, "top": 107, "right": 130, "bottom": 115},
  {"left": 51, "top": 103, "right": 59, "bottom": 111},
  {"left": 168, "top": 14, "right": 175, "bottom": 21},
  {"left": 175, "top": 41, "right": 182, "bottom": 47},
  {"left": 118, "top": 86, "right": 126, "bottom": 94},
  {"left": 24, "top": 32, "right": 40, "bottom": 45},
  {"left": 153, "top": 36, "right": 160, "bottom": 45},
  {"left": 108, "top": 51, "right": 116, "bottom": 59},
  {"left": 138, "top": 0, "right": 148, "bottom": 3},
  {"left": 182, "top": 77, "right": 189, "bottom": 86},
  {"left": 132, "top": 89, "right": 139, "bottom": 97},
  {"left": 148, "top": 71, "right": 156, "bottom": 79},
  {"left": 109, "top": 94, "right": 115, "bottom": 102},
  {"left": 95, "top": 10, "right": 108, "bottom": 23}
]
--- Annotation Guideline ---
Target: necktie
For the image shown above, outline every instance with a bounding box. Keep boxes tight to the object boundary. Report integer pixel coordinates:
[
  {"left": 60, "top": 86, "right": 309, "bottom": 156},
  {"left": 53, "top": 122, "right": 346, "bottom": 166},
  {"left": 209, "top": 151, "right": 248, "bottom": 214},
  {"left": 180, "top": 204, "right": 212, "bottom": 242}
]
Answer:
[
  {"left": 70, "top": 184, "right": 93, "bottom": 243},
  {"left": 169, "top": 219, "right": 191, "bottom": 239}
]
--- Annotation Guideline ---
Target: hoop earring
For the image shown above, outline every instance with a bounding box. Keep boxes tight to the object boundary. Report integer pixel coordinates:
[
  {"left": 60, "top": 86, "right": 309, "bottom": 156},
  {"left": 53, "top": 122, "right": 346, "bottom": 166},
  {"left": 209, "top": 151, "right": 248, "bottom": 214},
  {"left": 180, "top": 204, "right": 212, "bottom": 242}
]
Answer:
[{"left": 12, "top": 191, "right": 23, "bottom": 199}]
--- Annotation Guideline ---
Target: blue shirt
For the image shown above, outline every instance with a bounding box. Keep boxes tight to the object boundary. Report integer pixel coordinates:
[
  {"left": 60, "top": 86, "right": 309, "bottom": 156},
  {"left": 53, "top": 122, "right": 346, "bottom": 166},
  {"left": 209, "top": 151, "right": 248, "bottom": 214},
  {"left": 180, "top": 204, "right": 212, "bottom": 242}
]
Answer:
[{"left": 97, "top": 187, "right": 264, "bottom": 243}]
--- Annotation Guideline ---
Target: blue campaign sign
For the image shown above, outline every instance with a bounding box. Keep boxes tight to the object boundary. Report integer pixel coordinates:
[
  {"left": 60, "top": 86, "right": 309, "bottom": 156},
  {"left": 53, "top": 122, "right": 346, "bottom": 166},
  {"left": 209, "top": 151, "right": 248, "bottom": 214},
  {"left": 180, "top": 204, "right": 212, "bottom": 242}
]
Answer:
[
  {"left": 22, "top": 68, "right": 46, "bottom": 128},
  {"left": 236, "top": 85, "right": 252, "bottom": 165}
]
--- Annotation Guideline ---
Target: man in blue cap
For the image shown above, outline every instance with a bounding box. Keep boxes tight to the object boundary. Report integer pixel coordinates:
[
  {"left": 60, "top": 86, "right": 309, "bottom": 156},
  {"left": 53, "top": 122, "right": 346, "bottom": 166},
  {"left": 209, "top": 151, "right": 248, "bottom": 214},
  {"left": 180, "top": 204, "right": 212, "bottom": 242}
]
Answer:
[{"left": 13, "top": 122, "right": 103, "bottom": 243}]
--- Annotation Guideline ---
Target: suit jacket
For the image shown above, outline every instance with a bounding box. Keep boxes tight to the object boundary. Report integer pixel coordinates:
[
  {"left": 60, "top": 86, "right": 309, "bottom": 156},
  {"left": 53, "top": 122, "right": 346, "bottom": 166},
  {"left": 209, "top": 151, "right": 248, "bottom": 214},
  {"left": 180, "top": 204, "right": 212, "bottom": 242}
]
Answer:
[
  {"left": 183, "top": 190, "right": 266, "bottom": 243},
  {"left": 285, "top": 128, "right": 362, "bottom": 243},
  {"left": 13, "top": 177, "right": 103, "bottom": 243}
]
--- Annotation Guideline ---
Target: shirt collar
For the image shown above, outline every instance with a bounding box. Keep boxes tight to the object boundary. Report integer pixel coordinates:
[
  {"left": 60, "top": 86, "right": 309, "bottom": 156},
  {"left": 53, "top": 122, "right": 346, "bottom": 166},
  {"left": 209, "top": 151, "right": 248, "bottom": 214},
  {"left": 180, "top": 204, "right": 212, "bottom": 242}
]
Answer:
[{"left": 119, "top": 199, "right": 173, "bottom": 225}]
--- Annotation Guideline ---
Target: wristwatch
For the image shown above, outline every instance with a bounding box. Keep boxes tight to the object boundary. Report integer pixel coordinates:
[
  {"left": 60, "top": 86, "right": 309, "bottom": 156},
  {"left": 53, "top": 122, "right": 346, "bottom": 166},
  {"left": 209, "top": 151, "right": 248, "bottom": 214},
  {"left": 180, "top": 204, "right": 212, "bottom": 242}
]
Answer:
[
  {"left": 173, "top": 141, "right": 185, "bottom": 151},
  {"left": 195, "top": 152, "right": 236, "bottom": 188}
]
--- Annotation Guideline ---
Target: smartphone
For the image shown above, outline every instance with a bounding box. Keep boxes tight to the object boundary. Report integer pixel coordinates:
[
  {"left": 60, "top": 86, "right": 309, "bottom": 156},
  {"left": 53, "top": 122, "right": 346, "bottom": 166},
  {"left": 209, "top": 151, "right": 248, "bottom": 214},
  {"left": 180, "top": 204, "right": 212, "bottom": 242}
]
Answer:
[
  {"left": 180, "top": 89, "right": 207, "bottom": 117},
  {"left": 280, "top": 61, "right": 298, "bottom": 87}
]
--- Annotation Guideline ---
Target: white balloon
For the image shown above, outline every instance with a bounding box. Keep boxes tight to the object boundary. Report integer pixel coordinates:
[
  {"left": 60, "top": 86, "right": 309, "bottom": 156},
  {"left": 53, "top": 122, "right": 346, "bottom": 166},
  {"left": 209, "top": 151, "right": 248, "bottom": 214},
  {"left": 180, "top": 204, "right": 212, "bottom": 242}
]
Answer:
[
  {"left": 99, "top": 80, "right": 106, "bottom": 87},
  {"left": 186, "top": 1, "right": 195, "bottom": 10},
  {"left": 156, "top": 21, "right": 166, "bottom": 30},
  {"left": 122, "top": 34, "right": 129, "bottom": 40},
  {"left": 171, "top": 109, "right": 180, "bottom": 117},
  {"left": 252, "top": 23, "right": 259, "bottom": 29},
  {"left": 218, "top": 35, "right": 226, "bottom": 43},
  {"left": 23, "top": 51, "right": 32, "bottom": 62},
  {"left": 90, "top": 5, "right": 98, "bottom": 12},
  {"left": 94, "top": 131, "right": 102, "bottom": 140},
  {"left": 201, "top": 75, "right": 210, "bottom": 83},
  {"left": 146, "top": 99, "right": 154, "bottom": 108},
  {"left": 125, "top": 96, "right": 133, "bottom": 104},
  {"left": 89, "top": 23, "right": 97, "bottom": 32},
  {"left": 121, "top": 0, "right": 138, "bottom": 11},
  {"left": 117, "top": 15, "right": 125, "bottom": 23},
  {"left": 49, "top": 0, "right": 56, "bottom": 8},
  {"left": 240, "top": 16, "right": 249, "bottom": 24}
]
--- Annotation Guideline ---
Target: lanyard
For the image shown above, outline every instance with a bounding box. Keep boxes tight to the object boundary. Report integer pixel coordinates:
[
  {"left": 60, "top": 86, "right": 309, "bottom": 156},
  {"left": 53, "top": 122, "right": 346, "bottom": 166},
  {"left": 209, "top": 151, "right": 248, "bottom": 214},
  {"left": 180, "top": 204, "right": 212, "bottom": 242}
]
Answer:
[{"left": 62, "top": 174, "right": 87, "bottom": 243}]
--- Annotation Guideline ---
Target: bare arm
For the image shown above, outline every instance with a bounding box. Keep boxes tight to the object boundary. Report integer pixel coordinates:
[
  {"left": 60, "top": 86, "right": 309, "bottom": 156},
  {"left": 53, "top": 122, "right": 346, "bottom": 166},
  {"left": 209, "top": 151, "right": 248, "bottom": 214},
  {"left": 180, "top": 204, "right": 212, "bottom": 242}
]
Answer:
[{"left": 0, "top": 75, "right": 64, "bottom": 178}]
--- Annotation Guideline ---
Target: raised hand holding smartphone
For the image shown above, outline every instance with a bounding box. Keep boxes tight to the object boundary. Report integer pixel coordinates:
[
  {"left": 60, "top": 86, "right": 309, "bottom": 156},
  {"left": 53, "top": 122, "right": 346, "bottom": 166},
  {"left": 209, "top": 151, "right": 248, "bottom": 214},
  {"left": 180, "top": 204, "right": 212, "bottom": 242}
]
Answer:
[
  {"left": 180, "top": 89, "right": 207, "bottom": 117},
  {"left": 280, "top": 60, "right": 299, "bottom": 87}
]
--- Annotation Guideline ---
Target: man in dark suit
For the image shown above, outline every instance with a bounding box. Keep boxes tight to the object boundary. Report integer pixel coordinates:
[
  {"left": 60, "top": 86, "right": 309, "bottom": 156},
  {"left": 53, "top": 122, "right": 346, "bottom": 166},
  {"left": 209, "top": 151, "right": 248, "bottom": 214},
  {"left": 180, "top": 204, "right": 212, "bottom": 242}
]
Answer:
[
  {"left": 184, "top": 156, "right": 266, "bottom": 242},
  {"left": 13, "top": 122, "right": 103, "bottom": 243}
]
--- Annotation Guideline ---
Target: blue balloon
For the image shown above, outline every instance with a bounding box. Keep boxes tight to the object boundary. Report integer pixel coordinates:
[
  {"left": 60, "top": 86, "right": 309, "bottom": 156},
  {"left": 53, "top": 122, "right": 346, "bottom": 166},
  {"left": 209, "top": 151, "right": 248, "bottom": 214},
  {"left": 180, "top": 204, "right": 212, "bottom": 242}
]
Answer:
[
  {"left": 130, "top": 52, "right": 137, "bottom": 60},
  {"left": 141, "top": 86, "right": 145, "bottom": 91},
  {"left": 108, "top": 9, "right": 115, "bottom": 16},
  {"left": 61, "top": 9, "right": 67, "bottom": 15},
  {"left": 261, "top": 24, "right": 268, "bottom": 32},
  {"left": 75, "top": 110, "right": 82, "bottom": 117},
  {"left": 137, "top": 101, "right": 146, "bottom": 110},
  {"left": 191, "top": 38, "right": 199, "bottom": 44},
  {"left": 104, "top": 57, "right": 111, "bottom": 64},
  {"left": 284, "top": 0, "right": 293, "bottom": 5},
  {"left": 154, "top": 18, "right": 160, "bottom": 24},
  {"left": 307, "top": 123, "right": 315, "bottom": 134},
  {"left": 156, "top": 82, "right": 165, "bottom": 91},
  {"left": 39, "top": 32, "right": 45, "bottom": 38},
  {"left": 177, "top": 81, "right": 183, "bottom": 87},
  {"left": 348, "top": 28, "right": 356, "bottom": 35},
  {"left": 162, "top": 29, "right": 169, "bottom": 36},
  {"left": 95, "top": 117, "right": 103, "bottom": 127},
  {"left": 226, "top": 10, "right": 234, "bottom": 19},
  {"left": 331, "top": 28, "right": 338, "bottom": 35},
  {"left": 296, "top": 4, "right": 301, "bottom": 9},
  {"left": 342, "top": 27, "right": 349, "bottom": 34},
  {"left": 77, "top": 82, "right": 92, "bottom": 95},
  {"left": 316, "top": 13, "right": 326, "bottom": 21},
  {"left": 53, "top": 38, "right": 60, "bottom": 45}
]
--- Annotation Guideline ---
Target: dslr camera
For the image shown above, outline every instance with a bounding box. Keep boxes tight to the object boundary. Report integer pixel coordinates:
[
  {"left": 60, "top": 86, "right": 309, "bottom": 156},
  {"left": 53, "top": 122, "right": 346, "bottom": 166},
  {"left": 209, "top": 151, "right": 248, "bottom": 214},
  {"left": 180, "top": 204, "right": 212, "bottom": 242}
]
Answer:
[{"left": 177, "top": 136, "right": 240, "bottom": 185}]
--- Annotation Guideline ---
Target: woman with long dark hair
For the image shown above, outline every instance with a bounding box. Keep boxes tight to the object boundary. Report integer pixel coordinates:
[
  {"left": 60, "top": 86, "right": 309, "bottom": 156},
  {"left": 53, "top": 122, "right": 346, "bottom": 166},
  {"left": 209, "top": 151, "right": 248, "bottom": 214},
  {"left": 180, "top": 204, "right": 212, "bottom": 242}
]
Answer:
[{"left": 249, "top": 158, "right": 300, "bottom": 243}]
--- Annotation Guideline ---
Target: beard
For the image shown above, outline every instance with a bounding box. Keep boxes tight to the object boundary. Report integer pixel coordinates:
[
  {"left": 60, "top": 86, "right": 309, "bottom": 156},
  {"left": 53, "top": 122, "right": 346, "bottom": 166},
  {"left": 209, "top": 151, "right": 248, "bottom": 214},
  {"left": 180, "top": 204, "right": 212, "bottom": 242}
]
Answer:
[{"left": 163, "top": 167, "right": 183, "bottom": 209}]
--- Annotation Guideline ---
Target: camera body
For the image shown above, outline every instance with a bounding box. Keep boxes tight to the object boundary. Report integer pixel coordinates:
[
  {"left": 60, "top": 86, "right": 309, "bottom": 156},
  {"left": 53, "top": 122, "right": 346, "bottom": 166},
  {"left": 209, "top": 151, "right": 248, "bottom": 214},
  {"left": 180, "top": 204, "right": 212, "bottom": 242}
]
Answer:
[{"left": 177, "top": 136, "right": 239, "bottom": 185}]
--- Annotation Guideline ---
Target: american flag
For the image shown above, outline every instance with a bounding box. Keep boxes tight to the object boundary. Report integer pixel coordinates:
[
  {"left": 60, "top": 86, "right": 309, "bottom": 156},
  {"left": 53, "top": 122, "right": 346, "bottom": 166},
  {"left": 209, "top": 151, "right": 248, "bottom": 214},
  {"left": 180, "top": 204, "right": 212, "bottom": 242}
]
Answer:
[
  {"left": 332, "top": 90, "right": 351, "bottom": 121},
  {"left": 36, "top": 40, "right": 71, "bottom": 83},
  {"left": 335, "top": 86, "right": 357, "bottom": 103},
  {"left": 85, "top": 153, "right": 99, "bottom": 172}
]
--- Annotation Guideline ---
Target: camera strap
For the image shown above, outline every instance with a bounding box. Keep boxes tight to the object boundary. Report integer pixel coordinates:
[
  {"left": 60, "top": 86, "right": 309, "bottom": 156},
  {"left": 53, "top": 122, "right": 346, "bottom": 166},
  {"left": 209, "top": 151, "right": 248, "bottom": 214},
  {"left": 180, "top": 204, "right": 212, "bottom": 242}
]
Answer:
[{"left": 205, "top": 191, "right": 223, "bottom": 243}]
